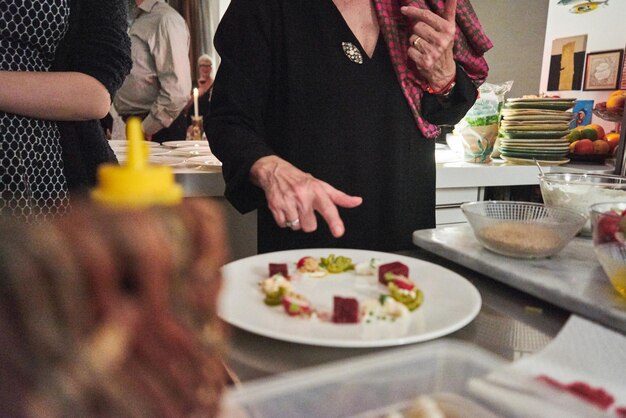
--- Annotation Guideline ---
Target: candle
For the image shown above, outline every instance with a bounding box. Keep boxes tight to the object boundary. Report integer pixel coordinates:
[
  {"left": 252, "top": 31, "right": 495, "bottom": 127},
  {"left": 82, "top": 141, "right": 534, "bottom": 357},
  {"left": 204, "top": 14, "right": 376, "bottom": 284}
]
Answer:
[{"left": 193, "top": 87, "right": 199, "bottom": 118}]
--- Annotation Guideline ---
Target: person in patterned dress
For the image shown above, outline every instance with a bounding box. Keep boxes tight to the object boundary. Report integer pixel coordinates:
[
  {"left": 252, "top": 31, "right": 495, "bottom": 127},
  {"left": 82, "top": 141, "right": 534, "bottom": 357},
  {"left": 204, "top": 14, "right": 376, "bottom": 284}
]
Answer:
[{"left": 0, "top": 0, "right": 132, "bottom": 221}]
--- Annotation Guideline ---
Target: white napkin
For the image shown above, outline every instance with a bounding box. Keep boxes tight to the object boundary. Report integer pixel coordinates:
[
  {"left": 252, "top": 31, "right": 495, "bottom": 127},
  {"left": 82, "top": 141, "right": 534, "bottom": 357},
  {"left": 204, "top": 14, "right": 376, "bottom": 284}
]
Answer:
[{"left": 468, "top": 315, "right": 626, "bottom": 417}]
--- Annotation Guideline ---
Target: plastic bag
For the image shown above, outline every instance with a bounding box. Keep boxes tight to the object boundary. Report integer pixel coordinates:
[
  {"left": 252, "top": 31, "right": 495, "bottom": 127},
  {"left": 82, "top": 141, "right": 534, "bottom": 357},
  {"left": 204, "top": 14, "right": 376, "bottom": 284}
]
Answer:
[{"left": 455, "top": 81, "right": 513, "bottom": 163}]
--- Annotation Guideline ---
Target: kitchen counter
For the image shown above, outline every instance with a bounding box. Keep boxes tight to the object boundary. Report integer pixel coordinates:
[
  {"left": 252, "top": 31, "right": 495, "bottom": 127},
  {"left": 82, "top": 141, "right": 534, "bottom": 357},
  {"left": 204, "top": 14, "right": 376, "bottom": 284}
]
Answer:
[{"left": 413, "top": 225, "right": 626, "bottom": 335}]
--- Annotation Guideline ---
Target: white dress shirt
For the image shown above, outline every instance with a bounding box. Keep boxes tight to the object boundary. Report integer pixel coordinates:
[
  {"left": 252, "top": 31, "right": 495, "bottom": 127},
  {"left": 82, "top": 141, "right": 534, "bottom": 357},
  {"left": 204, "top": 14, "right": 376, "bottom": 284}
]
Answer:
[{"left": 113, "top": 0, "right": 191, "bottom": 135}]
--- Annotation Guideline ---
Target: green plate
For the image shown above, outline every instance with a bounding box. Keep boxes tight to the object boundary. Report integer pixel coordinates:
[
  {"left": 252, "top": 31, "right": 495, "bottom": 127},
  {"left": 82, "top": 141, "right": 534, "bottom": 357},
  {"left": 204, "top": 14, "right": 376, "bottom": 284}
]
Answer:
[
  {"left": 500, "top": 148, "right": 568, "bottom": 155},
  {"left": 503, "top": 102, "right": 574, "bottom": 111},
  {"left": 501, "top": 156, "right": 570, "bottom": 165},
  {"left": 500, "top": 151, "right": 568, "bottom": 160},
  {"left": 500, "top": 130, "right": 570, "bottom": 139}
]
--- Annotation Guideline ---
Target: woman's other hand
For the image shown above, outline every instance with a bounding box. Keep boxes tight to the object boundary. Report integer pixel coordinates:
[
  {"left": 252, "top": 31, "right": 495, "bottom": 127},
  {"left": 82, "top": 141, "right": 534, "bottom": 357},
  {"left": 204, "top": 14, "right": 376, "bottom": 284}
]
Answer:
[
  {"left": 250, "top": 156, "right": 363, "bottom": 238},
  {"left": 401, "top": 0, "right": 457, "bottom": 91}
]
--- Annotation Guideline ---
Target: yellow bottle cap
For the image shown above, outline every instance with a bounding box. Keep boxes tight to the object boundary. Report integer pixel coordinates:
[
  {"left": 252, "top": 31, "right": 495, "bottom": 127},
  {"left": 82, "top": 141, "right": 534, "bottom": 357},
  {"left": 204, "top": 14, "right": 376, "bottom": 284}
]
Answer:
[{"left": 91, "top": 117, "right": 183, "bottom": 208}]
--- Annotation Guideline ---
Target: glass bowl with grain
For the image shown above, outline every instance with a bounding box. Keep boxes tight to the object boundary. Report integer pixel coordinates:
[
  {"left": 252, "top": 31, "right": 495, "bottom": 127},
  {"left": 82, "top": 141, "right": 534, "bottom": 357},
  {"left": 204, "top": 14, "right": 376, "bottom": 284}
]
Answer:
[{"left": 461, "top": 201, "right": 587, "bottom": 259}]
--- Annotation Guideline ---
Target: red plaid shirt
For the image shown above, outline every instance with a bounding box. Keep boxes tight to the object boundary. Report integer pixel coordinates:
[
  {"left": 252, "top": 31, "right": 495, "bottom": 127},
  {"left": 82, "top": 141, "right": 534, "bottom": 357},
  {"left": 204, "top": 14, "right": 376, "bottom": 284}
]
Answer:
[{"left": 373, "top": 0, "right": 492, "bottom": 138}]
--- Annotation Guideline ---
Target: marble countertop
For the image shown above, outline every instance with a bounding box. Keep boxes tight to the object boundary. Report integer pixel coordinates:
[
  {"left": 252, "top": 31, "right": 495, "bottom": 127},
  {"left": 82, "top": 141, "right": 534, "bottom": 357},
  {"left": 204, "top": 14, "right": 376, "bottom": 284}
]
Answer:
[{"left": 413, "top": 225, "right": 626, "bottom": 335}]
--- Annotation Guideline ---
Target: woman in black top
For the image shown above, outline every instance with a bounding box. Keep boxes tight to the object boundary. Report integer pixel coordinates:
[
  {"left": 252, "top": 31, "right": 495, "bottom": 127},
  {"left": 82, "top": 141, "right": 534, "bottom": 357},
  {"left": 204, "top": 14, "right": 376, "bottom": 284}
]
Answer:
[
  {"left": 207, "top": 0, "right": 490, "bottom": 252},
  {"left": 0, "top": 0, "right": 132, "bottom": 220}
]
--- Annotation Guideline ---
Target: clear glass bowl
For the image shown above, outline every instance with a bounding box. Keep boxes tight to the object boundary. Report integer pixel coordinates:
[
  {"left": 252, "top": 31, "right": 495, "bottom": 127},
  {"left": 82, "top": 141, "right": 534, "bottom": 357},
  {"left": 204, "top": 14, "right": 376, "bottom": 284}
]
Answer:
[
  {"left": 589, "top": 202, "right": 626, "bottom": 299},
  {"left": 461, "top": 201, "right": 586, "bottom": 259},
  {"left": 539, "top": 173, "right": 626, "bottom": 236}
]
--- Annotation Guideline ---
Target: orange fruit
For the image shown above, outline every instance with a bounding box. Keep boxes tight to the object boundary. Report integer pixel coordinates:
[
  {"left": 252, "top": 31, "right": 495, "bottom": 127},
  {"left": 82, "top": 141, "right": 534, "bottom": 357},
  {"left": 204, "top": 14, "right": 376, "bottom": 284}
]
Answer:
[
  {"left": 593, "top": 139, "right": 610, "bottom": 154},
  {"left": 607, "top": 90, "right": 626, "bottom": 112},
  {"left": 606, "top": 132, "right": 621, "bottom": 151},
  {"left": 574, "top": 139, "right": 594, "bottom": 155},
  {"left": 587, "top": 123, "right": 606, "bottom": 140}
]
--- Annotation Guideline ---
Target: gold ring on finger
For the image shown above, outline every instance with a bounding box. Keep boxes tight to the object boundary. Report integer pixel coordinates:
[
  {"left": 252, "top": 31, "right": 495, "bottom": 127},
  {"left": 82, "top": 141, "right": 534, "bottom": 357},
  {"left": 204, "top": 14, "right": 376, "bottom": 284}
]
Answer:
[{"left": 412, "top": 36, "right": 422, "bottom": 48}]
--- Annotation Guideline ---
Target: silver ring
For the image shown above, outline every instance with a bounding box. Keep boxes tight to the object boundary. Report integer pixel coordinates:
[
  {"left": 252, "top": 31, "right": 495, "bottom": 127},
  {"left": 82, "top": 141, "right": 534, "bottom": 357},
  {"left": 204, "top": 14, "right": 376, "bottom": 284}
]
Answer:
[
  {"left": 412, "top": 36, "right": 422, "bottom": 48},
  {"left": 285, "top": 218, "right": 300, "bottom": 229}
]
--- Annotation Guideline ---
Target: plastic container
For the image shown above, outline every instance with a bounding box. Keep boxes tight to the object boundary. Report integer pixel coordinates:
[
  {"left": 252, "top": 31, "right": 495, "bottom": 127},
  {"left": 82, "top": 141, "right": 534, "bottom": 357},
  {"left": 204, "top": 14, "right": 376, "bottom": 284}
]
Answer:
[{"left": 220, "top": 340, "right": 504, "bottom": 418}]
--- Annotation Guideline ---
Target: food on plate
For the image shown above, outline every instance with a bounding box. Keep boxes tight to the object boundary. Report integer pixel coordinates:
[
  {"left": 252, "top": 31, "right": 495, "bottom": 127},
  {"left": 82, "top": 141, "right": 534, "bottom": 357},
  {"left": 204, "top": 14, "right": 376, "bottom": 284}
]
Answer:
[
  {"left": 332, "top": 296, "right": 360, "bottom": 323},
  {"left": 354, "top": 257, "right": 382, "bottom": 275},
  {"left": 260, "top": 274, "right": 292, "bottom": 306},
  {"left": 388, "top": 282, "right": 424, "bottom": 311},
  {"left": 282, "top": 292, "right": 311, "bottom": 316},
  {"left": 378, "top": 261, "right": 409, "bottom": 285},
  {"left": 297, "top": 255, "right": 325, "bottom": 276},
  {"left": 258, "top": 255, "right": 425, "bottom": 323},
  {"left": 362, "top": 295, "right": 410, "bottom": 323},
  {"left": 269, "top": 262, "right": 289, "bottom": 277},
  {"left": 320, "top": 254, "right": 354, "bottom": 273},
  {"left": 478, "top": 223, "right": 562, "bottom": 256}
]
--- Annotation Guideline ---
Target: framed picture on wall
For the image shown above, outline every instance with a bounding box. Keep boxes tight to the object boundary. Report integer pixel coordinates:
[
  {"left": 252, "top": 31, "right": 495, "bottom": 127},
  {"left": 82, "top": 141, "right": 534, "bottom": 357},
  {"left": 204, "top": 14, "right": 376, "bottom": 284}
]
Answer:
[
  {"left": 547, "top": 34, "right": 587, "bottom": 91},
  {"left": 583, "top": 49, "right": 624, "bottom": 91},
  {"left": 621, "top": 46, "right": 626, "bottom": 89}
]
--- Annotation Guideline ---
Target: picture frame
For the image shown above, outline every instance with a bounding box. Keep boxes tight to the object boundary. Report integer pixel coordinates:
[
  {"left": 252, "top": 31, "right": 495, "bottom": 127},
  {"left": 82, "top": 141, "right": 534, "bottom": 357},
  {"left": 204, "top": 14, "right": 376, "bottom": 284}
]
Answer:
[
  {"left": 620, "top": 45, "right": 626, "bottom": 90},
  {"left": 583, "top": 49, "right": 624, "bottom": 91},
  {"left": 570, "top": 100, "right": 594, "bottom": 128},
  {"left": 547, "top": 34, "right": 587, "bottom": 91}
]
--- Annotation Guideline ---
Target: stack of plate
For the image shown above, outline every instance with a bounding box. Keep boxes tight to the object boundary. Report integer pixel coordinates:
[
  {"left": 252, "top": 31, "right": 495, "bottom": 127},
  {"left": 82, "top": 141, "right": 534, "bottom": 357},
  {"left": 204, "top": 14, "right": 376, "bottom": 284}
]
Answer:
[{"left": 498, "top": 97, "right": 576, "bottom": 165}]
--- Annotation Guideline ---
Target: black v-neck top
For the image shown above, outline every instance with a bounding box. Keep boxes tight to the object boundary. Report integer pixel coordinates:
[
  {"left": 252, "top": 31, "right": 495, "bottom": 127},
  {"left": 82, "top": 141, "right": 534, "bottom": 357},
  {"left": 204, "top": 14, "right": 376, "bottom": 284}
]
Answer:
[{"left": 207, "top": 0, "right": 477, "bottom": 252}]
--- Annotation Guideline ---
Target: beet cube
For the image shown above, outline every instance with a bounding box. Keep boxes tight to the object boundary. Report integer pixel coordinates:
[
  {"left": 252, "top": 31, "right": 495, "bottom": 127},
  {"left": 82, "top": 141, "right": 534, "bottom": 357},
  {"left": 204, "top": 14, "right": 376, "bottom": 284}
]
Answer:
[
  {"left": 378, "top": 261, "right": 409, "bottom": 285},
  {"left": 269, "top": 263, "right": 289, "bottom": 278},
  {"left": 332, "top": 296, "right": 359, "bottom": 323}
]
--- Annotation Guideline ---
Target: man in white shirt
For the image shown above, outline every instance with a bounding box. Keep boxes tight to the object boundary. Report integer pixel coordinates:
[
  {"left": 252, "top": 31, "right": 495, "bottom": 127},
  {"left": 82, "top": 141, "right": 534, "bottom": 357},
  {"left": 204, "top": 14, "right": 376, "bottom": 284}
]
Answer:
[{"left": 114, "top": 0, "right": 191, "bottom": 143}]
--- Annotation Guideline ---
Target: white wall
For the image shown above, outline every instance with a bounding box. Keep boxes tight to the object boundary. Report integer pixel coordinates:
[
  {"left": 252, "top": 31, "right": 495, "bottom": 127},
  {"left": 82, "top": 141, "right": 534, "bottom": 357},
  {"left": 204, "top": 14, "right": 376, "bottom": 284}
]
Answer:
[
  {"left": 540, "top": 2, "right": 626, "bottom": 130},
  {"left": 218, "top": 0, "right": 230, "bottom": 19},
  {"left": 473, "top": 0, "right": 548, "bottom": 99}
]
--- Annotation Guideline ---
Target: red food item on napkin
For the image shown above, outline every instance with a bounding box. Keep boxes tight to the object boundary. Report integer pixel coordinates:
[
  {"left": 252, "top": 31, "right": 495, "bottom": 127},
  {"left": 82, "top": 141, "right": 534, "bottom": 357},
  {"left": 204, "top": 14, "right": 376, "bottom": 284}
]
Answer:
[{"left": 537, "top": 375, "right": 615, "bottom": 410}]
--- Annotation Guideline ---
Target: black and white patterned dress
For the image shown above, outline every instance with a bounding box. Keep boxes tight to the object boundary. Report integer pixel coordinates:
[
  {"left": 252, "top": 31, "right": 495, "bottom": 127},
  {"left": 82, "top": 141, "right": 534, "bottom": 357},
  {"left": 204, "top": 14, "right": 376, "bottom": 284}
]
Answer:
[{"left": 0, "top": 0, "right": 70, "bottom": 221}]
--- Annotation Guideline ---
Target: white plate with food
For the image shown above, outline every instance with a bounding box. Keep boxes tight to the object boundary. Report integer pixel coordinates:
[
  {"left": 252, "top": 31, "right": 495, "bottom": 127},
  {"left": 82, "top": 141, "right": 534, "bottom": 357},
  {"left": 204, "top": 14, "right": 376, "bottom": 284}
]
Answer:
[
  {"left": 218, "top": 248, "right": 481, "bottom": 348},
  {"left": 161, "top": 140, "right": 210, "bottom": 148}
]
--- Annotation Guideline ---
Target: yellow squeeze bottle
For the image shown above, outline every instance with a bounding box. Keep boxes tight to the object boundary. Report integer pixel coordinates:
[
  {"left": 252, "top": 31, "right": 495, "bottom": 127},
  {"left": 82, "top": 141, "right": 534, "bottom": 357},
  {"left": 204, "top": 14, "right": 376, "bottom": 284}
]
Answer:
[{"left": 91, "top": 117, "right": 183, "bottom": 207}]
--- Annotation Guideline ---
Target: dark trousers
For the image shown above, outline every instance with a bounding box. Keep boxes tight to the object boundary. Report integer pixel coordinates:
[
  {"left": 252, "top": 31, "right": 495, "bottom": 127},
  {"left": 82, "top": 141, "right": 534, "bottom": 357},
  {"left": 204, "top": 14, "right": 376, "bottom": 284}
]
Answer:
[
  {"left": 151, "top": 112, "right": 188, "bottom": 143},
  {"left": 121, "top": 111, "right": 188, "bottom": 144}
]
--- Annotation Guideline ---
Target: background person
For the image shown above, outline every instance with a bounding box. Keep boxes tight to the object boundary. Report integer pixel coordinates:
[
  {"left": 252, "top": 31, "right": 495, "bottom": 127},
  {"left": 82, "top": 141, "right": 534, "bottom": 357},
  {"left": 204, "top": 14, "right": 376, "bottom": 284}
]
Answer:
[
  {"left": 114, "top": 0, "right": 192, "bottom": 143},
  {"left": 0, "top": 0, "right": 132, "bottom": 220},
  {"left": 207, "top": 0, "right": 492, "bottom": 253},
  {"left": 185, "top": 54, "right": 215, "bottom": 138}
]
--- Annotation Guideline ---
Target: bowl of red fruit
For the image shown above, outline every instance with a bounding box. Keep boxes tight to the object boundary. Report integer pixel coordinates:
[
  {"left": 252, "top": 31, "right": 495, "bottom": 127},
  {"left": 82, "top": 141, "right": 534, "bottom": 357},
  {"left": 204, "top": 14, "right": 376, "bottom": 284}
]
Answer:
[{"left": 590, "top": 202, "right": 626, "bottom": 299}]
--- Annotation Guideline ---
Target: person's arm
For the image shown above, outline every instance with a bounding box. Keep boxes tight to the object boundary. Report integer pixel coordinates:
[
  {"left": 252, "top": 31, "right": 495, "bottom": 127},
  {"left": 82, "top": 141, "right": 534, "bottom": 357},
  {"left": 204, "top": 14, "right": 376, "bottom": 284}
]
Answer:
[
  {"left": 400, "top": 0, "right": 478, "bottom": 125},
  {"left": 0, "top": 71, "right": 111, "bottom": 121},
  {"left": 206, "top": 0, "right": 361, "bottom": 237},
  {"left": 142, "top": 14, "right": 192, "bottom": 136}
]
